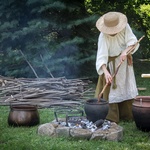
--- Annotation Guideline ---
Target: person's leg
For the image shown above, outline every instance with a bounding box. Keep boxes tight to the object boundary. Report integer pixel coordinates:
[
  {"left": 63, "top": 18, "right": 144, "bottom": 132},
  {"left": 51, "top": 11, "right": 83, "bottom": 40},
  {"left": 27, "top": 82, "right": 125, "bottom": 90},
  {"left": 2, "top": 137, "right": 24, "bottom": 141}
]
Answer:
[
  {"left": 106, "top": 103, "right": 119, "bottom": 123},
  {"left": 118, "top": 99, "right": 134, "bottom": 121}
]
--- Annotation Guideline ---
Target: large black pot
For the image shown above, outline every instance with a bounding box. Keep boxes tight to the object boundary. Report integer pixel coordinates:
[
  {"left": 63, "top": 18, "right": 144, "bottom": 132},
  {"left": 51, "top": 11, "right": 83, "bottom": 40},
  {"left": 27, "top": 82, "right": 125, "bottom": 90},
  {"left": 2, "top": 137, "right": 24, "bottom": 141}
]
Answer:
[
  {"left": 8, "top": 104, "right": 40, "bottom": 127},
  {"left": 132, "top": 96, "right": 150, "bottom": 132},
  {"left": 84, "top": 98, "right": 109, "bottom": 123}
]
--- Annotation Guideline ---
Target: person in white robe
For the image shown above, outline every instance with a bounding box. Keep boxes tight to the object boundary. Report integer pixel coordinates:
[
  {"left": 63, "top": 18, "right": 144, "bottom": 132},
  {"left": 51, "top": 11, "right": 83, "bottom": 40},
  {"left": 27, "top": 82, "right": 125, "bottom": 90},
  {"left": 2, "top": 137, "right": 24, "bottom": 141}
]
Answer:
[{"left": 95, "top": 12, "right": 139, "bottom": 123}]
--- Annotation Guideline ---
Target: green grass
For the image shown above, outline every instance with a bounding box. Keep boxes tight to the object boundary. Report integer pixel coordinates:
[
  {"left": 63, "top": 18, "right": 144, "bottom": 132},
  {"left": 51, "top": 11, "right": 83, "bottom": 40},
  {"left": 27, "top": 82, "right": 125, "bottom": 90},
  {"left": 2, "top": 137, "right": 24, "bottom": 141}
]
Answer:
[
  {"left": 0, "top": 106, "right": 150, "bottom": 150},
  {"left": 0, "top": 60, "right": 150, "bottom": 150},
  {"left": 134, "top": 60, "right": 150, "bottom": 96}
]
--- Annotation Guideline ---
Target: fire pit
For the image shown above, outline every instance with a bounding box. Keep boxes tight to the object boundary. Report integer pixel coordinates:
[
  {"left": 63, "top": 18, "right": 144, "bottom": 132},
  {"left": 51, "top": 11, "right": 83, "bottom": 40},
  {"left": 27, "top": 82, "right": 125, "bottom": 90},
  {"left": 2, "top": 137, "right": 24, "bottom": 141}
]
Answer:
[
  {"left": 37, "top": 106, "right": 123, "bottom": 141},
  {"left": 53, "top": 106, "right": 106, "bottom": 131}
]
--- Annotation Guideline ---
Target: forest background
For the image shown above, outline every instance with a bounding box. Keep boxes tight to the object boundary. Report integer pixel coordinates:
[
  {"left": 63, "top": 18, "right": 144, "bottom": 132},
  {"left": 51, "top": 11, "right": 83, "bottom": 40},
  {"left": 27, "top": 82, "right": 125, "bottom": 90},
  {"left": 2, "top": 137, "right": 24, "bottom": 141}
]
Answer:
[{"left": 0, "top": 0, "right": 149, "bottom": 79}]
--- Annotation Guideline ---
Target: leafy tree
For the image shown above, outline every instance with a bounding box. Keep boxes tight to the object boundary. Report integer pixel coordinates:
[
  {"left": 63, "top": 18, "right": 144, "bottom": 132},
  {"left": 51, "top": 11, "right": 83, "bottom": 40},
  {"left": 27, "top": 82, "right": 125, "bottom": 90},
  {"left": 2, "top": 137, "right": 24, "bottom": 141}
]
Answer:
[
  {"left": 85, "top": 0, "right": 150, "bottom": 59},
  {"left": 135, "top": 3, "right": 150, "bottom": 58},
  {"left": 0, "top": 0, "right": 149, "bottom": 79}
]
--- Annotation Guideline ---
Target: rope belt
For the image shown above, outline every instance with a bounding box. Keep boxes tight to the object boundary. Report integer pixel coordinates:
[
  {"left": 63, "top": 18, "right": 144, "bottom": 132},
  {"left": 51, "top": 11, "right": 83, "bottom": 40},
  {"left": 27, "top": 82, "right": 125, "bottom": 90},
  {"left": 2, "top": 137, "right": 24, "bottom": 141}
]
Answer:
[{"left": 108, "top": 55, "right": 119, "bottom": 89}]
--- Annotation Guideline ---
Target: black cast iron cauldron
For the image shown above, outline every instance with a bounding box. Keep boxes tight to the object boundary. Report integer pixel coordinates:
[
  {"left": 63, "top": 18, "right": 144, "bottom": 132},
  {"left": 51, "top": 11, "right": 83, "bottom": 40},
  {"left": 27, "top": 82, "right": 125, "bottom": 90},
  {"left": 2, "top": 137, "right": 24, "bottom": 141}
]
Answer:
[
  {"left": 132, "top": 96, "right": 150, "bottom": 132},
  {"left": 84, "top": 98, "right": 109, "bottom": 123},
  {"left": 8, "top": 104, "right": 40, "bottom": 127}
]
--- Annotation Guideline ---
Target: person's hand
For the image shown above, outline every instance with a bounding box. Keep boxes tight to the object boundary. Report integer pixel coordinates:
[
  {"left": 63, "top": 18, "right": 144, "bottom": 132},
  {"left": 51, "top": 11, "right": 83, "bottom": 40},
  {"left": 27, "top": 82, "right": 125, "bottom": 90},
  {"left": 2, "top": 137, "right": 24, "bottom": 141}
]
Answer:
[
  {"left": 102, "top": 64, "right": 112, "bottom": 84},
  {"left": 120, "top": 45, "right": 134, "bottom": 63},
  {"left": 104, "top": 69, "right": 112, "bottom": 84}
]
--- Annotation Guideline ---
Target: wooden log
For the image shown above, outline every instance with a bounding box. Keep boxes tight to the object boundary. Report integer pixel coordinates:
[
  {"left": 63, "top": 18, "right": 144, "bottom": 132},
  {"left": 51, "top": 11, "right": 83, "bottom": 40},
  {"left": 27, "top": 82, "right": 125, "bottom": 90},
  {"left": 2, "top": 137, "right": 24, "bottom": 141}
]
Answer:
[
  {"left": 141, "top": 74, "right": 150, "bottom": 78},
  {"left": 137, "top": 87, "right": 147, "bottom": 91},
  {"left": 0, "top": 76, "right": 91, "bottom": 107}
]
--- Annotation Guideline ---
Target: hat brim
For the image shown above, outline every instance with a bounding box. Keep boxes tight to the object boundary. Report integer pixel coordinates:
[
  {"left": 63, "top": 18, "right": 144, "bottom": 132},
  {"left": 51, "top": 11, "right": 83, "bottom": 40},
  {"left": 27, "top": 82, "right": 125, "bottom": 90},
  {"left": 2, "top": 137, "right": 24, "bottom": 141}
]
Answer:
[{"left": 96, "top": 12, "right": 127, "bottom": 34}]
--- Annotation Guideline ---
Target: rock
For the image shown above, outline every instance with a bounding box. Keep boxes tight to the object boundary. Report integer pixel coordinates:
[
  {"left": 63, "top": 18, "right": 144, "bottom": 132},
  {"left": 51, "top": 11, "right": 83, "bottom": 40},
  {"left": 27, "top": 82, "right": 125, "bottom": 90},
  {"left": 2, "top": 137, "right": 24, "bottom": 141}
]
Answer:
[
  {"left": 105, "top": 124, "right": 123, "bottom": 141},
  {"left": 56, "top": 126, "right": 70, "bottom": 137},
  {"left": 50, "top": 122, "right": 59, "bottom": 128},
  {"left": 90, "top": 131, "right": 105, "bottom": 140},
  {"left": 70, "top": 128, "right": 92, "bottom": 139},
  {"left": 37, "top": 123, "right": 55, "bottom": 136},
  {"left": 90, "top": 123, "right": 123, "bottom": 141}
]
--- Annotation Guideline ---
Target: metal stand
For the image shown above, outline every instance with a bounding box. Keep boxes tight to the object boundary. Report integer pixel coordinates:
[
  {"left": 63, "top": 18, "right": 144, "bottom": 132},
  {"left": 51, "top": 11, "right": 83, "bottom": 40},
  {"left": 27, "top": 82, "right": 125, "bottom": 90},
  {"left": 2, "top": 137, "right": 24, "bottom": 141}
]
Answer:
[{"left": 54, "top": 106, "right": 84, "bottom": 126}]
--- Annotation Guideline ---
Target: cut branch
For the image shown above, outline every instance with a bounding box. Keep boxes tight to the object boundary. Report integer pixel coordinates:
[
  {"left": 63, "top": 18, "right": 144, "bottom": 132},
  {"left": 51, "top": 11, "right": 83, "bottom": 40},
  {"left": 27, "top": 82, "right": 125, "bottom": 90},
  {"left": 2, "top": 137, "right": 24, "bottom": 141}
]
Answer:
[
  {"left": 0, "top": 76, "right": 92, "bottom": 107},
  {"left": 19, "top": 50, "right": 39, "bottom": 78},
  {"left": 40, "top": 54, "right": 54, "bottom": 78}
]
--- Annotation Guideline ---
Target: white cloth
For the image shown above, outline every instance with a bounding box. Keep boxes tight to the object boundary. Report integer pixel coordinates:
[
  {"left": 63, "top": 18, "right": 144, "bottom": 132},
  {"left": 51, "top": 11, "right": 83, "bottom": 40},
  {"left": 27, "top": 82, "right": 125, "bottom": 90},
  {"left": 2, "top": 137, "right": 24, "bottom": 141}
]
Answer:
[{"left": 96, "top": 24, "right": 139, "bottom": 103}]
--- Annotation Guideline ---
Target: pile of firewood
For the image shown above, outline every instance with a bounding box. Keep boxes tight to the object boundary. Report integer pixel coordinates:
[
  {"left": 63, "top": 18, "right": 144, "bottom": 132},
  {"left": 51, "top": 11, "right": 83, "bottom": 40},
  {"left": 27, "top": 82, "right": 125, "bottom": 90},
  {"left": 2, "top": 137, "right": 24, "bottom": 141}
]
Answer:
[{"left": 0, "top": 76, "right": 93, "bottom": 107}]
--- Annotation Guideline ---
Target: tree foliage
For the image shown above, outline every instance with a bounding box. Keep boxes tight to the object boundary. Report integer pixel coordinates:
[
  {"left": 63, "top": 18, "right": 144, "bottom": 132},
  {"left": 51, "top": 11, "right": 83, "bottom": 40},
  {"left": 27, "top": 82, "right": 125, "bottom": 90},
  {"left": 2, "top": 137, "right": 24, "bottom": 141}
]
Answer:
[
  {"left": 135, "top": 3, "right": 150, "bottom": 58},
  {"left": 0, "top": 0, "right": 97, "bottom": 78},
  {"left": 0, "top": 0, "right": 149, "bottom": 78},
  {"left": 86, "top": 0, "right": 150, "bottom": 59}
]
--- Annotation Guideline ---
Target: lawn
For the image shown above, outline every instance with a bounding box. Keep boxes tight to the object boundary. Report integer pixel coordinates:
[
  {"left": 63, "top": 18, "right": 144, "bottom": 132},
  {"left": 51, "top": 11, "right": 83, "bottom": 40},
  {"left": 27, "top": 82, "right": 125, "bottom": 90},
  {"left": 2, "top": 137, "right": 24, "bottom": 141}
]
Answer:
[{"left": 0, "top": 60, "right": 150, "bottom": 150}]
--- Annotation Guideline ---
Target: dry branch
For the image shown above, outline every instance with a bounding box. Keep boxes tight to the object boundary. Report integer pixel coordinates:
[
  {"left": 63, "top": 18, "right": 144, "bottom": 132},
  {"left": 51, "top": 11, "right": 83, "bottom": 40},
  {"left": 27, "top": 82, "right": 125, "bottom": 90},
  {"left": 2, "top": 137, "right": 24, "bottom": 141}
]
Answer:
[
  {"left": 0, "top": 76, "right": 92, "bottom": 107},
  {"left": 19, "top": 50, "right": 39, "bottom": 78}
]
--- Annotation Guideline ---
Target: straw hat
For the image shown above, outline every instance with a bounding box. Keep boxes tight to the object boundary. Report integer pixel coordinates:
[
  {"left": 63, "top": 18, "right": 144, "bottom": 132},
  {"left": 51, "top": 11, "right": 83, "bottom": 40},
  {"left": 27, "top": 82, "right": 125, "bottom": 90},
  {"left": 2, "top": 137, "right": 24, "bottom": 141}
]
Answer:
[{"left": 96, "top": 12, "right": 127, "bottom": 34}]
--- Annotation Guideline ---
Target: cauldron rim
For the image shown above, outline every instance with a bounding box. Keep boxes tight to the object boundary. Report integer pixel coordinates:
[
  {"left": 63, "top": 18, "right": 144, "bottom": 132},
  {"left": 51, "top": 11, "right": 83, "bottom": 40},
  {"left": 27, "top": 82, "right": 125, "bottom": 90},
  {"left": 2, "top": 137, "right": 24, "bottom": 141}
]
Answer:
[
  {"left": 133, "top": 96, "right": 150, "bottom": 108},
  {"left": 132, "top": 105, "right": 150, "bottom": 108},
  {"left": 85, "top": 98, "right": 108, "bottom": 105},
  {"left": 135, "top": 96, "right": 150, "bottom": 100},
  {"left": 10, "top": 104, "right": 37, "bottom": 111}
]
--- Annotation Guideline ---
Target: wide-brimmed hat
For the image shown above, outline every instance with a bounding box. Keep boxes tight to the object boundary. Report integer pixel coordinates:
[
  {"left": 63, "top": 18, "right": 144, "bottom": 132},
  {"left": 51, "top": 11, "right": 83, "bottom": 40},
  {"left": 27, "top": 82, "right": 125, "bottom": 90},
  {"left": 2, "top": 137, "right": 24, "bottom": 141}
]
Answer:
[{"left": 96, "top": 12, "right": 127, "bottom": 34}]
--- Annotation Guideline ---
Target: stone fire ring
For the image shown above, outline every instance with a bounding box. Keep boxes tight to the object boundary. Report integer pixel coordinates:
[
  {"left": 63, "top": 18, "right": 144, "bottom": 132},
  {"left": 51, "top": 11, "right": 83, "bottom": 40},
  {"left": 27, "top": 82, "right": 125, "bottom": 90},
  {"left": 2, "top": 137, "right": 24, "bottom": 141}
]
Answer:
[{"left": 37, "top": 118, "right": 123, "bottom": 141}]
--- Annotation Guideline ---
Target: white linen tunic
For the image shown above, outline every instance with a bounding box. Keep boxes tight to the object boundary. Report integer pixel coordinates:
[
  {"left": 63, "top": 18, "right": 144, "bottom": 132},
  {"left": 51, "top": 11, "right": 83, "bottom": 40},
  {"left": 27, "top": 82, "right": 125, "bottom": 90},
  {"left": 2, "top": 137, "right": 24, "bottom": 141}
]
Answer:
[{"left": 96, "top": 24, "right": 139, "bottom": 103}]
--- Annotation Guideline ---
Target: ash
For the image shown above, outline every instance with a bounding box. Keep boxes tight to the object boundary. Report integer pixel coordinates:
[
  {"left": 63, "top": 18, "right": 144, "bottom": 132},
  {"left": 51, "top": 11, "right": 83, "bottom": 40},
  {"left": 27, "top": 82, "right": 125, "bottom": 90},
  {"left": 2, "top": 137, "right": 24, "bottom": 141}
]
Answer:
[{"left": 57, "top": 119, "right": 111, "bottom": 132}]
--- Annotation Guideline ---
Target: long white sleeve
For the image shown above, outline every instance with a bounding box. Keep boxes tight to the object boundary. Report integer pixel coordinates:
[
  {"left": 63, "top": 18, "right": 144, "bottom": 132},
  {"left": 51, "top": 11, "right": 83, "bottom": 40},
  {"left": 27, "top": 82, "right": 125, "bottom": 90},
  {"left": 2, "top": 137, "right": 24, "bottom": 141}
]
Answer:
[
  {"left": 125, "top": 24, "right": 139, "bottom": 53},
  {"left": 96, "top": 33, "right": 108, "bottom": 75}
]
